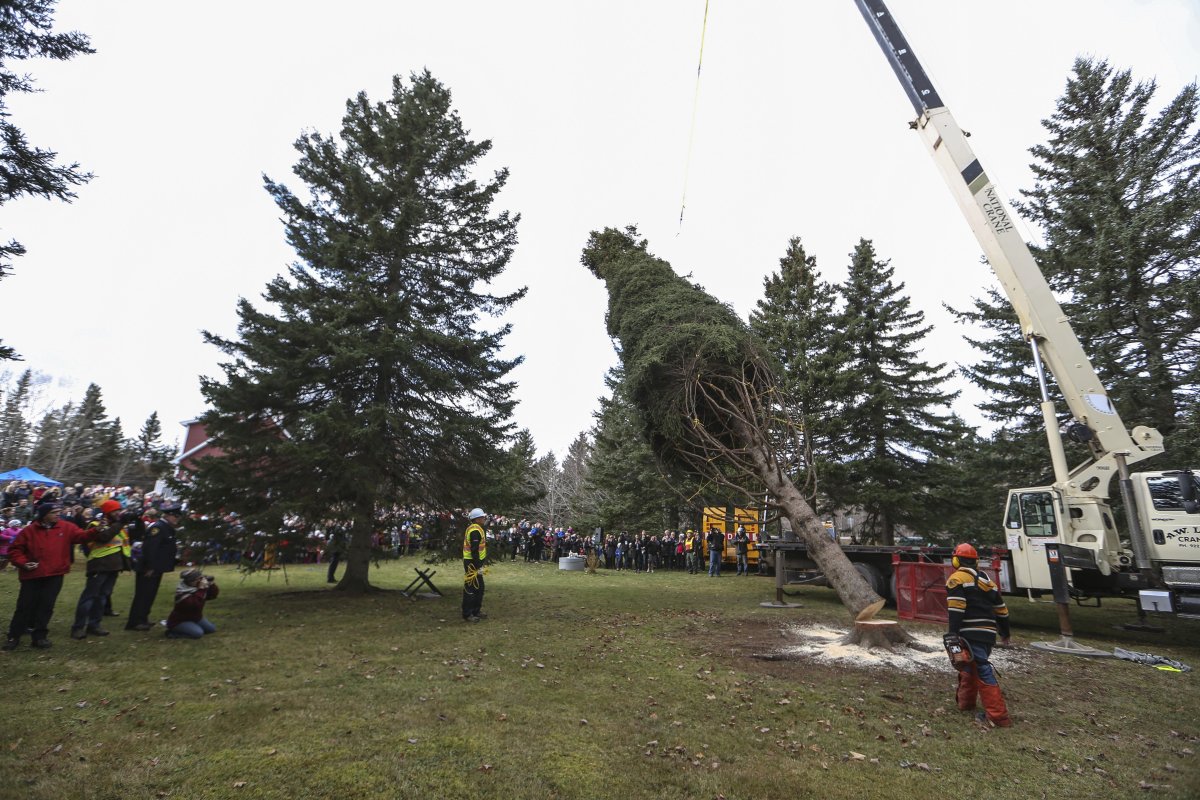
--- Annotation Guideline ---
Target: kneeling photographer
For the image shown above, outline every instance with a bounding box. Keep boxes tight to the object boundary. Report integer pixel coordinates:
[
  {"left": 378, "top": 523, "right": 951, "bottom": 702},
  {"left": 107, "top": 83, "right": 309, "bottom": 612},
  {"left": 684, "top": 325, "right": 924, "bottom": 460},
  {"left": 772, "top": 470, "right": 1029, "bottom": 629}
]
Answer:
[{"left": 164, "top": 569, "right": 219, "bottom": 639}]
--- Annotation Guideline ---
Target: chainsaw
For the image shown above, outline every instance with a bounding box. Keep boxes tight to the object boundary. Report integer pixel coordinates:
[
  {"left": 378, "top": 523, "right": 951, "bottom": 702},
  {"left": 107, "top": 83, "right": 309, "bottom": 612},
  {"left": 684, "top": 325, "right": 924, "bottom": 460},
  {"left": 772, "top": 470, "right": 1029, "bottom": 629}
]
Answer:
[{"left": 942, "top": 633, "right": 974, "bottom": 670}]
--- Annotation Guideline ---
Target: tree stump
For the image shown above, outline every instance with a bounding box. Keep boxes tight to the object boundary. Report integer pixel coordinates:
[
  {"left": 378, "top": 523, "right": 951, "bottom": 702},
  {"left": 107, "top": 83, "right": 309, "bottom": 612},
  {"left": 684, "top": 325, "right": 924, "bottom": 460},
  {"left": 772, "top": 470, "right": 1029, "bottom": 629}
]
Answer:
[{"left": 840, "top": 620, "right": 907, "bottom": 651}]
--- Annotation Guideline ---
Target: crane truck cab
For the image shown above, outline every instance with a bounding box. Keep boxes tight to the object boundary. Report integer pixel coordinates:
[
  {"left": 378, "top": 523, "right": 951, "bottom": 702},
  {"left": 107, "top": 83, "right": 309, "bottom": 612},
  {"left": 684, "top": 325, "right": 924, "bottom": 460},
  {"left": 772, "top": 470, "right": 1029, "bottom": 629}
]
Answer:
[
  {"left": 1004, "top": 475, "right": 1200, "bottom": 597},
  {"left": 1134, "top": 471, "right": 1200, "bottom": 596}
]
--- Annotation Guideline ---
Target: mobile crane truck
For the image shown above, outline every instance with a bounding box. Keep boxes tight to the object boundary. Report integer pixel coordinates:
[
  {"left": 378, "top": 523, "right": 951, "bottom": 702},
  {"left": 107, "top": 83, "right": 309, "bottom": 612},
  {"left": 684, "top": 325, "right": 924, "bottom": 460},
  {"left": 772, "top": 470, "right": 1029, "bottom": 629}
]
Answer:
[{"left": 763, "top": 0, "right": 1200, "bottom": 619}]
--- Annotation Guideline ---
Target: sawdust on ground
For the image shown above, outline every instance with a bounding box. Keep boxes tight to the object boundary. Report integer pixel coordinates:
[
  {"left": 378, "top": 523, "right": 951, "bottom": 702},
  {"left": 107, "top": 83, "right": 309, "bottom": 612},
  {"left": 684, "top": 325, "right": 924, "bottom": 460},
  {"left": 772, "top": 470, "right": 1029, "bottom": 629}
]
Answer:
[{"left": 780, "top": 624, "right": 1029, "bottom": 674}]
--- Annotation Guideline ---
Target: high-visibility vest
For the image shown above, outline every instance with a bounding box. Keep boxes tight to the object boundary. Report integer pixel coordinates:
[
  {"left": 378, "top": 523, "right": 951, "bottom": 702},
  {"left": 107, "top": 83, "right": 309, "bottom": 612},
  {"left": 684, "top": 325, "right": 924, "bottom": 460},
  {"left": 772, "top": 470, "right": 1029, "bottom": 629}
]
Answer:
[
  {"left": 87, "top": 526, "right": 131, "bottom": 560},
  {"left": 463, "top": 523, "right": 487, "bottom": 560}
]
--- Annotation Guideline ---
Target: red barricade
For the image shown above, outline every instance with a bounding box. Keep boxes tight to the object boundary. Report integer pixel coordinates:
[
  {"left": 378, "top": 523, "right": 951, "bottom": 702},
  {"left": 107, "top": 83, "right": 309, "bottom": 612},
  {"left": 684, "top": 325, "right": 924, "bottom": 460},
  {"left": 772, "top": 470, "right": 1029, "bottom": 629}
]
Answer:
[
  {"left": 893, "top": 554, "right": 1002, "bottom": 623},
  {"left": 894, "top": 557, "right": 954, "bottom": 622}
]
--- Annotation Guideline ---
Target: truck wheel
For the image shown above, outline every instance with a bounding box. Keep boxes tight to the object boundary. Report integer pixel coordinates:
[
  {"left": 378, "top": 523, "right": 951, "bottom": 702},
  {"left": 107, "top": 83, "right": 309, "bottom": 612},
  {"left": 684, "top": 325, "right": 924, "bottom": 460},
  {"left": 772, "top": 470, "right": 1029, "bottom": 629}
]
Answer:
[{"left": 854, "top": 562, "right": 886, "bottom": 599}]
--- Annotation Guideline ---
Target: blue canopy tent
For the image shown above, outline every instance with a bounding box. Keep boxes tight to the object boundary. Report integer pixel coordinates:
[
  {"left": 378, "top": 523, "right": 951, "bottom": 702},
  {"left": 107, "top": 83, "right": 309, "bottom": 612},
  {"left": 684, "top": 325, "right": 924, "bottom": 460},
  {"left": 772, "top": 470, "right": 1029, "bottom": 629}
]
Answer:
[{"left": 0, "top": 467, "right": 63, "bottom": 486}]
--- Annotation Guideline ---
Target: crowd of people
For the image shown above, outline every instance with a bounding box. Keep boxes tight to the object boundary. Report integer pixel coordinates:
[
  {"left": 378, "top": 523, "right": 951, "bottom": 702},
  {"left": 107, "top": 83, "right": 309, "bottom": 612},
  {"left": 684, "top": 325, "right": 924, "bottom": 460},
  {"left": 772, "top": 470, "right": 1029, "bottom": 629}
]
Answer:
[
  {"left": 483, "top": 520, "right": 760, "bottom": 577},
  {"left": 0, "top": 480, "right": 765, "bottom": 650},
  {"left": 1, "top": 482, "right": 215, "bottom": 651}
]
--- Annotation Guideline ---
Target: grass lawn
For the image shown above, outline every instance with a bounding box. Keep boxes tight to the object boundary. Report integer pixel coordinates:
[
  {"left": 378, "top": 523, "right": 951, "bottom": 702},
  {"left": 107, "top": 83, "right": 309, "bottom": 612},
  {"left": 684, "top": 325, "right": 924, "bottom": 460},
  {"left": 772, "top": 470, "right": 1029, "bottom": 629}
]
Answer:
[{"left": 1, "top": 558, "right": 1198, "bottom": 800}]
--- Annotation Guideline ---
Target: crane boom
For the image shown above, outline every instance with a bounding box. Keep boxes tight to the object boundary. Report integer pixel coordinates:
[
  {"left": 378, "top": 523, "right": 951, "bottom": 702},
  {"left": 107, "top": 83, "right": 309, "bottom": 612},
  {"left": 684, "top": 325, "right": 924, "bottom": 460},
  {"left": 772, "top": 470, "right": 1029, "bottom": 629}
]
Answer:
[{"left": 852, "top": 0, "right": 1163, "bottom": 499}]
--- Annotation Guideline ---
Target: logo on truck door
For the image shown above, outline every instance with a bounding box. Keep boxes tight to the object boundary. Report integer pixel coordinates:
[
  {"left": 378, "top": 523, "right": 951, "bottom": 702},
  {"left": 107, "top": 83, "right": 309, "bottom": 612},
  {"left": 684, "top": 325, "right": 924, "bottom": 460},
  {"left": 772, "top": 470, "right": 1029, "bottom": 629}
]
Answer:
[{"left": 1165, "top": 526, "right": 1200, "bottom": 546}]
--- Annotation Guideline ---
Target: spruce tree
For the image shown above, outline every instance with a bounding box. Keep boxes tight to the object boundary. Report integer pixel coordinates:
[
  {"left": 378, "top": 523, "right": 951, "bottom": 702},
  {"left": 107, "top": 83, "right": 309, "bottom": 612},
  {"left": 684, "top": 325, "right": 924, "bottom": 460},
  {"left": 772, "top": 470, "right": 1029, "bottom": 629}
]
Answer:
[
  {"left": 133, "top": 411, "right": 174, "bottom": 482},
  {"left": 0, "top": 368, "right": 33, "bottom": 468},
  {"left": 921, "top": 421, "right": 1007, "bottom": 544},
  {"left": 0, "top": 1, "right": 93, "bottom": 360},
  {"left": 29, "top": 383, "right": 122, "bottom": 484},
  {"left": 188, "top": 72, "right": 523, "bottom": 591},
  {"left": 748, "top": 237, "right": 845, "bottom": 501},
  {"left": 950, "top": 285, "right": 1078, "bottom": 493},
  {"left": 586, "top": 367, "right": 681, "bottom": 533},
  {"left": 581, "top": 227, "right": 891, "bottom": 626},
  {"left": 955, "top": 59, "right": 1200, "bottom": 473},
  {"left": 830, "top": 239, "right": 965, "bottom": 545},
  {"left": 479, "top": 428, "right": 542, "bottom": 515}
]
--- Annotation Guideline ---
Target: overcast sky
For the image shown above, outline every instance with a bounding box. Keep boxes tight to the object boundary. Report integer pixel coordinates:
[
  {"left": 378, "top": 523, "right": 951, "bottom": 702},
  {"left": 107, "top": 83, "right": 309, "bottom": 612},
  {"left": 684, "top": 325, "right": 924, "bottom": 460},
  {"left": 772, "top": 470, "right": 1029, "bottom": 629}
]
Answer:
[{"left": 4, "top": 0, "right": 1198, "bottom": 461}]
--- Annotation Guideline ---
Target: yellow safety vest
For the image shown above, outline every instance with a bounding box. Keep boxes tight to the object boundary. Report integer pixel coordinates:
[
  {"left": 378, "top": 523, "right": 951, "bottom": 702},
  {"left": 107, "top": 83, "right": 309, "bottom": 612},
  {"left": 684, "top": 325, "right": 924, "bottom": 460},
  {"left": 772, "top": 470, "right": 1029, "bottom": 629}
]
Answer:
[
  {"left": 87, "top": 526, "right": 131, "bottom": 560},
  {"left": 463, "top": 523, "right": 487, "bottom": 561}
]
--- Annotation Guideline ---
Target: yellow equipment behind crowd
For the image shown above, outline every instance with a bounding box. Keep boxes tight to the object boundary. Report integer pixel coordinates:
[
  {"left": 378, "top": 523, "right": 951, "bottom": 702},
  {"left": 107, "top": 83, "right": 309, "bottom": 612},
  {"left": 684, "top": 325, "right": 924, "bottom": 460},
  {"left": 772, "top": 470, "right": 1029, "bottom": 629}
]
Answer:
[{"left": 699, "top": 506, "right": 762, "bottom": 567}]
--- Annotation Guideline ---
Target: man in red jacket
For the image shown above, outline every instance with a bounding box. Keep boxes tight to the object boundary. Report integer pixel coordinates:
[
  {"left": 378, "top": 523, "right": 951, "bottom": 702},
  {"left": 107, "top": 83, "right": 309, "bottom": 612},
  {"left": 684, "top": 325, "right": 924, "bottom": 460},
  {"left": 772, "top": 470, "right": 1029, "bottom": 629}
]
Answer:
[{"left": 3, "top": 503, "right": 111, "bottom": 651}]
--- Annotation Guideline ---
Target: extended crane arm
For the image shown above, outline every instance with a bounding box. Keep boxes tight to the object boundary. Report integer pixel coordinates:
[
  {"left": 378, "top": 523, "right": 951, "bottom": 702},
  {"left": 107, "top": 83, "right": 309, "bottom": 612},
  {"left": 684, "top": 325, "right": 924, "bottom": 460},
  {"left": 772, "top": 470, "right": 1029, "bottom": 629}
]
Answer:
[{"left": 852, "top": 0, "right": 1163, "bottom": 497}]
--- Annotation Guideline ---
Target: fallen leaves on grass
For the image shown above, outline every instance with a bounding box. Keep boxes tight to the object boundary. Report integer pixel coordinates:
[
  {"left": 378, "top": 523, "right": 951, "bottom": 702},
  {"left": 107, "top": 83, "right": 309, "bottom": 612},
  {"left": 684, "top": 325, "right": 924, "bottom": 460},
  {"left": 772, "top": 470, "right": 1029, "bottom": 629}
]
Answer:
[{"left": 37, "top": 743, "right": 62, "bottom": 759}]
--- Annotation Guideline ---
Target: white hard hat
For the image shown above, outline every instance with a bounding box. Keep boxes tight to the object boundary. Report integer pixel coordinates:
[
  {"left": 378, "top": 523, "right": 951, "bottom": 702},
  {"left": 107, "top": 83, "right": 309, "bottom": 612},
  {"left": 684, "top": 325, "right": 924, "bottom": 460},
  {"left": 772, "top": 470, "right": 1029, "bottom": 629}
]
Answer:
[{"left": 468, "top": 507, "right": 486, "bottom": 520}]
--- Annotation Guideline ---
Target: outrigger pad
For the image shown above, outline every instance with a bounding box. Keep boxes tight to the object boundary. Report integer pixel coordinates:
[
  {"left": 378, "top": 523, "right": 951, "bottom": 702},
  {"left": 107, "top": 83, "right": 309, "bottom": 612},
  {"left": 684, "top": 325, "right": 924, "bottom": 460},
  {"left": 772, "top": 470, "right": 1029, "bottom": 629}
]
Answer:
[{"left": 942, "top": 633, "right": 974, "bottom": 669}]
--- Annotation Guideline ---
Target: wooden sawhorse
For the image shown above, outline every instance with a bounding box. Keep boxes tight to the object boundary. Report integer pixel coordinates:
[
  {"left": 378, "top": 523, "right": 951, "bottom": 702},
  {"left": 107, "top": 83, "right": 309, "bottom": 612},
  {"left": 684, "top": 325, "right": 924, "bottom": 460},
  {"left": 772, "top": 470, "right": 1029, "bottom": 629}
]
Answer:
[{"left": 401, "top": 567, "right": 443, "bottom": 600}]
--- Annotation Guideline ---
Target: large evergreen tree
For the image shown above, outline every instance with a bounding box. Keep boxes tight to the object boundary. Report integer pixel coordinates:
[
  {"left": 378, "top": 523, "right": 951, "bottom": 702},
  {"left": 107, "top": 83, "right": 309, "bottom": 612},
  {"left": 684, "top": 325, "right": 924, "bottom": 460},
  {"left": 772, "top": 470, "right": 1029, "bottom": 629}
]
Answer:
[
  {"left": 124, "top": 411, "right": 175, "bottom": 485},
  {"left": 187, "top": 72, "right": 523, "bottom": 591},
  {"left": 478, "top": 428, "right": 543, "bottom": 516},
  {"left": 28, "top": 382, "right": 122, "bottom": 484},
  {"left": 830, "top": 239, "right": 965, "bottom": 545},
  {"left": 0, "top": 368, "right": 34, "bottom": 468},
  {"left": 0, "top": 1, "right": 93, "bottom": 360},
  {"left": 748, "top": 237, "right": 844, "bottom": 502},
  {"left": 955, "top": 59, "right": 1200, "bottom": 475},
  {"left": 586, "top": 367, "right": 680, "bottom": 534}
]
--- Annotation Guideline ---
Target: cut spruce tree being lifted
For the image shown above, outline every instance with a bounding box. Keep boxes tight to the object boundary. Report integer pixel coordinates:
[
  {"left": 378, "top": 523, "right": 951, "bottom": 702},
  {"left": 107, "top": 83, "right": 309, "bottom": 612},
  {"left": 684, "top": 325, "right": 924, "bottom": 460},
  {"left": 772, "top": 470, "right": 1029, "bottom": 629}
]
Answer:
[{"left": 582, "top": 227, "right": 914, "bottom": 649}]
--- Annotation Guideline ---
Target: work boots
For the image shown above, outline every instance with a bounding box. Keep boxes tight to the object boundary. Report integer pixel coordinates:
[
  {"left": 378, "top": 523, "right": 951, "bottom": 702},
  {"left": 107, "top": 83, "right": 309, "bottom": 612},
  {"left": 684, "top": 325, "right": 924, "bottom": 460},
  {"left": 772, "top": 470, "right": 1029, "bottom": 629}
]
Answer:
[
  {"left": 977, "top": 682, "right": 1012, "bottom": 727},
  {"left": 955, "top": 670, "right": 977, "bottom": 711}
]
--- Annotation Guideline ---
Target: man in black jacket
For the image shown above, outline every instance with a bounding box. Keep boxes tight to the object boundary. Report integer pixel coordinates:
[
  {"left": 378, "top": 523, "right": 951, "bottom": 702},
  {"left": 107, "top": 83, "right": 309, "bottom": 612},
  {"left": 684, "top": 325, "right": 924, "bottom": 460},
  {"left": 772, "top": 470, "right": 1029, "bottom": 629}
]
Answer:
[
  {"left": 706, "top": 527, "right": 724, "bottom": 577},
  {"left": 946, "top": 542, "right": 1012, "bottom": 727},
  {"left": 125, "top": 504, "right": 181, "bottom": 631}
]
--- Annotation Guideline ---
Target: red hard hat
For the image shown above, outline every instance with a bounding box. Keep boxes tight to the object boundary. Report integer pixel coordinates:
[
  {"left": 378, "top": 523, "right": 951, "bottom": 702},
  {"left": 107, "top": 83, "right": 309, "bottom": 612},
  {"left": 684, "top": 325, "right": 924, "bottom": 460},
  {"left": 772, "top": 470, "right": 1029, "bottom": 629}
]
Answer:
[{"left": 953, "top": 543, "right": 978, "bottom": 559}]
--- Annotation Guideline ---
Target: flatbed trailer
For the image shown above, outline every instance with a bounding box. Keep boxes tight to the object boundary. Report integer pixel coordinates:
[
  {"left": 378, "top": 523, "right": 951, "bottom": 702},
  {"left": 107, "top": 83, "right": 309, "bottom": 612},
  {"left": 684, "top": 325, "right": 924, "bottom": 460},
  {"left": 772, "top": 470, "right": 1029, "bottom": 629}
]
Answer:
[{"left": 760, "top": 539, "right": 1016, "bottom": 603}]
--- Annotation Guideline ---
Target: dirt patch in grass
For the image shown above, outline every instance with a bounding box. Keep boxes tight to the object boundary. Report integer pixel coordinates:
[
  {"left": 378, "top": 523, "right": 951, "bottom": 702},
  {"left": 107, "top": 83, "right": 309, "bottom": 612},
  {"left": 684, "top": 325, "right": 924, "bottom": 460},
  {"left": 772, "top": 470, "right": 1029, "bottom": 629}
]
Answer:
[
  {"left": 691, "top": 614, "right": 1041, "bottom": 685},
  {"left": 775, "top": 624, "right": 1034, "bottom": 674}
]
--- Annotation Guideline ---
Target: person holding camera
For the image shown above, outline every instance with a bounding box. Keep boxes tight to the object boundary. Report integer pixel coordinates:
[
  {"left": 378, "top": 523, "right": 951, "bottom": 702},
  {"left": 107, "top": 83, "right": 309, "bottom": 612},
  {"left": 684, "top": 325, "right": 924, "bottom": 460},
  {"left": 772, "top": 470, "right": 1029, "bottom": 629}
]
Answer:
[
  {"left": 3, "top": 503, "right": 112, "bottom": 651},
  {"left": 164, "top": 569, "right": 219, "bottom": 639},
  {"left": 69, "top": 500, "right": 139, "bottom": 640},
  {"left": 126, "top": 503, "right": 181, "bottom": 631}
]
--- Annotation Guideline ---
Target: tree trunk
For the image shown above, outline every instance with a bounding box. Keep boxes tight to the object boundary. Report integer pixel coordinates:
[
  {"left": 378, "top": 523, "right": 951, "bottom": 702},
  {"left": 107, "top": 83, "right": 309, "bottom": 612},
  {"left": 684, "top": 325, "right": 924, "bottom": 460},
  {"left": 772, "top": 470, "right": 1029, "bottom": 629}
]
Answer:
[
  {"left": 736, "top": 419, "right": 884, "bottom": 619},
  {"left": 335, "top": 511, "right": 377, "bottom": 593}
]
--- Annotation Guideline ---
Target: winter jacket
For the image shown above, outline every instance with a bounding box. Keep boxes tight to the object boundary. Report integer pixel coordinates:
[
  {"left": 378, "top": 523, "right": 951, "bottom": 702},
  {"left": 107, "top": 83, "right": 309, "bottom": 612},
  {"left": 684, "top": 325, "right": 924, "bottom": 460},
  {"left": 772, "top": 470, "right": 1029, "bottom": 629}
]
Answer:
[
  {"left": 166, "top": 583, "right": 219, "bottom": 628},
  {"left": 0, "top": 526, "right": 19, "bottom": 560},
  {"left": 946, "top": 566, "right": 1011, "bottom": 645},
  {"left": 7, "top": 520, "right": 110, "bottom": 581},
  {"left": 140, "top": 519, "right": 179, "bottom": 574}
]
